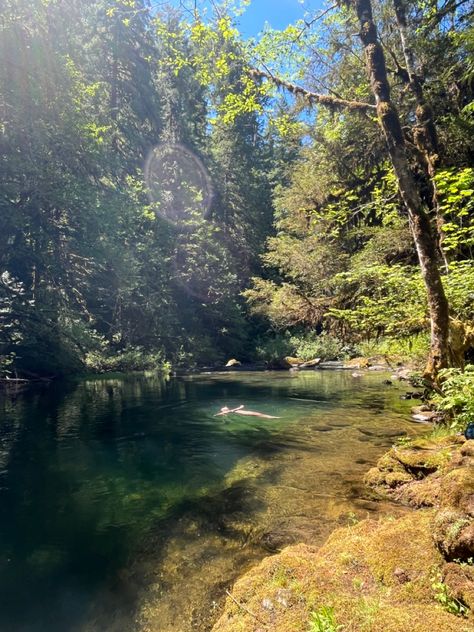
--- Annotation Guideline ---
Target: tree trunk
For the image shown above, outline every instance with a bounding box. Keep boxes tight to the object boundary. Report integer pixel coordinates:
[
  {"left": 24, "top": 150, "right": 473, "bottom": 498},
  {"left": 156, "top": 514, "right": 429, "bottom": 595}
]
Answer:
[
  {"left": 392, "top": 0, "right": 449, "bottom": 269},
  {"left": 351, "top": 0, "right": 450, "bottom": 378}
]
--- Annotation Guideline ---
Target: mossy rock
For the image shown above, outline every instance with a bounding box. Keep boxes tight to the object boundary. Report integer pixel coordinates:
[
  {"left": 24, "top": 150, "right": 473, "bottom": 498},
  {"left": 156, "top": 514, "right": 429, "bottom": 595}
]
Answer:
[
  {"left": 392, "top": 444, "right": 453, "bottom": 472},
  {"left": 212, "top": 512, "right": 470, "bottom": 632},
  {"left": 385, "top": 471, "right": 415, "bottom": 488},
  {"left": 443, "top": 562, "right": 474, "bottom": 612},
  {"left": 377, "top": 451, "right": 409, "bottom": 473},
  {"left": 393, "top": 475, "right": 442, "bottom": 508},
  {"left": 432, "top": 508, "right": 474, "bottom": 561},
  {"left": 461, "top": 440, "right": 474, "bottom": 458},
  {"left": 439, "top": 466, "right": 474, "bottom": 515},
  {"left": 283, "top": 356, "right": 305, "bottom": 367}
]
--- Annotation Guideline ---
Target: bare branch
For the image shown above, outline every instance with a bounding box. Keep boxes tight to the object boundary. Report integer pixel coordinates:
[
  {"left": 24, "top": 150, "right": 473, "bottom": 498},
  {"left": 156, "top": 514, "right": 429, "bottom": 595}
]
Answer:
[
  {"left": 424, "top": 0, "right": 473, "bottom": 27},
  {"left": 296, "top": 3, "right": 338, "bottom": 40}
]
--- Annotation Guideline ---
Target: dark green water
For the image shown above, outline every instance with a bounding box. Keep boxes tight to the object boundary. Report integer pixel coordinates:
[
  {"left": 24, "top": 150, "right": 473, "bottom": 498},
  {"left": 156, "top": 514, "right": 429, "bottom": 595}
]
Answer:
[{"left": 0, "top": 371, "right": 422, "bottom": 632}]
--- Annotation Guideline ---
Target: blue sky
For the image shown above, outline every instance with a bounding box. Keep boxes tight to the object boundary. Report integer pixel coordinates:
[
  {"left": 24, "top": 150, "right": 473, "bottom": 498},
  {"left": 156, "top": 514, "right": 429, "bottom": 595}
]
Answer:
[
  {"left": 174, "top": 0, "right": 325, "bottom": 38},
  {"left": 237, "top": 0, "right": 308, "bottom": 36}
]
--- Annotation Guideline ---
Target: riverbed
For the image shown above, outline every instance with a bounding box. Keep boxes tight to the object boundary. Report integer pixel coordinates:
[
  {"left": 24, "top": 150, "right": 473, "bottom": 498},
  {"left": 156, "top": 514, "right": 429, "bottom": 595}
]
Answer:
[{"left": 0, "top": 370, "right": 424, "bottom": 631}]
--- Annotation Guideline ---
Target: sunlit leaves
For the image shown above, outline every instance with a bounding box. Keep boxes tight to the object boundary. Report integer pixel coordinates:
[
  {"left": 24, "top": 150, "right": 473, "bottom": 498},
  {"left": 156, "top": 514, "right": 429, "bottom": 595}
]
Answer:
[{"left": 437, "top": 167, "right": 474, "bottom": 255}]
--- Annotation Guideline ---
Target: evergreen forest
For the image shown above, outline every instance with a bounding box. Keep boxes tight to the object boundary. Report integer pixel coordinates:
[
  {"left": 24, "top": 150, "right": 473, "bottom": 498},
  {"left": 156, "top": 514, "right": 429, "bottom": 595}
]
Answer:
[{"left": 1, "top": 0, "right": 473, "bottom": 379}]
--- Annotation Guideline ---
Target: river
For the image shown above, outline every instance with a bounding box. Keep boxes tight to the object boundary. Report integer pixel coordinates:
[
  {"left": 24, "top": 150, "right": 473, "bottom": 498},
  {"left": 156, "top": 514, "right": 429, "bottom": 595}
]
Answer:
[{"left": 0, "top": 370, "right": 423, "bottom": 631}]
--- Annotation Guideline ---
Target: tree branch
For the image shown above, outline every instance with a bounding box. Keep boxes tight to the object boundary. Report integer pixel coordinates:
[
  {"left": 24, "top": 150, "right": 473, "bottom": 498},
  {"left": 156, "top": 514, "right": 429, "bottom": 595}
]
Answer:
[{"left": 250, "top": 68, "right": 376, "bottom": 112}]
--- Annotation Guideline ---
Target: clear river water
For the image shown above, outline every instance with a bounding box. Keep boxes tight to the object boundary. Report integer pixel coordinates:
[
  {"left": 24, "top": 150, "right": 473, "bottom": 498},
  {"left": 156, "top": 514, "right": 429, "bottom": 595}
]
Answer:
[{"left": 0, "top": 370, "right": 424, "bottom": 632}]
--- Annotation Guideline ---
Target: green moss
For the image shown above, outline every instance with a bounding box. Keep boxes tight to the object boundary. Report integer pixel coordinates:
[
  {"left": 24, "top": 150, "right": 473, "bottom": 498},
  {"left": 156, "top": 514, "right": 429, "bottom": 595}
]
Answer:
[{"left": 212, "top": 437, "right": 474, "bottom": 632}]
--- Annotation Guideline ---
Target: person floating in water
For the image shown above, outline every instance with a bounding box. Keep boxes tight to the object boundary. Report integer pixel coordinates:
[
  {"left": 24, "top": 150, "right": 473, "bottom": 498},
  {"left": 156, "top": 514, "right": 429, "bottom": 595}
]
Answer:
[{"left": 214, "top": 405, "right": 280, "bottom": 419}]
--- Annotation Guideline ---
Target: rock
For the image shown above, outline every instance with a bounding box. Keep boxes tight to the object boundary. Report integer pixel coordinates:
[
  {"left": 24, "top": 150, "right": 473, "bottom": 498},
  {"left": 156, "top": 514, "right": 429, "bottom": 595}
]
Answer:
[
  {"left": 351, "top": 372, "right": 363, "bottom": 378},
  {"left": 275, "top": 588, "right": 292, "bottom": 608},
  {"left": 283, "top": 356, "right": 305, "bottom": 367},
  {"left": 367, "top": 355, "right": 390, "bottom": 367},
  {"left": 319, "top": 361, "right": 345, "bottom": 369},
  {"left": 368, "top": 364, "right": 386, "bottom": 371},
  {"left": 461, "top": 440, "right": 474, "bottom": 458},
  {"left": 212, "top": 513, "right": 465, "bottom": 632},
  {"left": 385, "top": 471, "right": 414, "bottom": 487},
  {"left": 344, "top": 357, "right": 370, "bottom": 369},
  {"left": 411, "top": 405, "right": 431, "bottom": 414},
  {"left": 299, "top": 358, "right": 321, "bottom": 368},
  {"left": 432, "top": 508, "right": 474, "bottom": 561},
  {"left": 438, "top": 466, "right": 474, "bottom": 515},
  {"left": 443, "top": 562, "right": 474, "bottom": 611},
  {"left": 382, "top": 379, "right": 393, "bottom": 385},
  {"left": 393, "top": 567, "right": 410, "bottom": 584},
  {"left": 225, "top": 359, "right": 241, "bottom": 367},
  {"left": 395, "top": 369, "right": 412, "bottom": 381},
  {"left": 412, "top": 412, "right": 438, "bottom": 422},
  {"left": 401, "top": 391, "right": 423, "bottom": 400}
]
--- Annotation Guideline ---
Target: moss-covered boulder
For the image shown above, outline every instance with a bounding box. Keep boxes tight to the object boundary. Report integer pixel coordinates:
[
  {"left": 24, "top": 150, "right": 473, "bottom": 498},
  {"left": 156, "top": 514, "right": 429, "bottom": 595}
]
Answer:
[
  {"left": 364, "top": 435, "right": 466, "bottom": 505},
  {"left": 212, "top": 436, "right": 474, "bottom": 632},
  {"left": 432, "top": 508, "right": 474, "bottom": 561},
  {"left": 212, "top": 512, "right": 471, "bottom": 632}
]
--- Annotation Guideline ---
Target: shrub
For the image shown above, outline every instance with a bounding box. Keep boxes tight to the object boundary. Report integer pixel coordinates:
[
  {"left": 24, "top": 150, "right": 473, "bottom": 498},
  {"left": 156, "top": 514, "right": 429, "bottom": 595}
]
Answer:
[
  {"left": 290, "top": 332, "right": 349, "bottom": 361},
  {"left": 255, "top": 333, "right": 293, "bottom": 362},
  {"left": 85, "top": 347, "right": 170, "bottom": 374},
  {"left": 433, "top": 365, "right": 474, "bottom": 432}
]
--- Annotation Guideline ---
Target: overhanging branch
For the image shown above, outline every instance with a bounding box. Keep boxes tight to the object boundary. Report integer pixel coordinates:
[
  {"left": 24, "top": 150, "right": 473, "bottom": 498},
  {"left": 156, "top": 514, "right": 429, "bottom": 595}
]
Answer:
[{"left": 250, "top": 68, "right": 376, "bottom": 113}]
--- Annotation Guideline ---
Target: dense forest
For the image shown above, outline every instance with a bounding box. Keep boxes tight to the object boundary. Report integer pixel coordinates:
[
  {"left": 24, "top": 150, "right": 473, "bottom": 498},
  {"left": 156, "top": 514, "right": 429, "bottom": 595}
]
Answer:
[{"left": 1, "top": 0, "right": 473, "bottom": 379}]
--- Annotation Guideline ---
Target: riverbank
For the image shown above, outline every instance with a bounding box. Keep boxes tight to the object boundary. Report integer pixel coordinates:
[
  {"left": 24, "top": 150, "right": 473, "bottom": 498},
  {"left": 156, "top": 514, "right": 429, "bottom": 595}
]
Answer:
[{"left": 212, "top": 434, "right": 474, "bottom": 631}]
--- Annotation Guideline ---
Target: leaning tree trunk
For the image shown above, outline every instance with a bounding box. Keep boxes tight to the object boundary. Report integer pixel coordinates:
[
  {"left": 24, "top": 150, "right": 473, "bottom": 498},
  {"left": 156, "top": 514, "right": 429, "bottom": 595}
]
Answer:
[{"left": 351, "top": 0, "right": 450, "bottom": 378}]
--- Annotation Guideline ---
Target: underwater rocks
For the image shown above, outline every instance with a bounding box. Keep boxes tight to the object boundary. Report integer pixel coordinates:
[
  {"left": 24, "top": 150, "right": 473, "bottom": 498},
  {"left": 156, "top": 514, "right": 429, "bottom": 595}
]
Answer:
[{"left": 212, "top": 438, "right": 474, "bottom": 632}]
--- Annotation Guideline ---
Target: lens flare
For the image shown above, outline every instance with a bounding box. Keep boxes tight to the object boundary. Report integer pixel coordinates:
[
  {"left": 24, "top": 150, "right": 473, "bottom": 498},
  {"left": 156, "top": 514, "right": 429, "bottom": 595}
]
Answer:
[{"left": 145, "top": 143, "right": 213, "bottom": 226}]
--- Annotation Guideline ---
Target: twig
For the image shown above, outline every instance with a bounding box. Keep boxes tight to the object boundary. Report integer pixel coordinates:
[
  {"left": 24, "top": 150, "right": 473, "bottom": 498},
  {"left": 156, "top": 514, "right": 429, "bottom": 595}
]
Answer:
[
  {"left": 296, "top": 3, "right": 338, "bottom": 40},
  {"left": 225, "top": 589, "right": 269, "bottom": 627}
]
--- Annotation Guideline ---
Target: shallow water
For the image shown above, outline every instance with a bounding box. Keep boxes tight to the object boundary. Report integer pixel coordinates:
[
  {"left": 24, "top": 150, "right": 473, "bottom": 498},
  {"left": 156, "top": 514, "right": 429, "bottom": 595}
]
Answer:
[{"left": 0, "top": 370, "right": 424, "bottom": 632}]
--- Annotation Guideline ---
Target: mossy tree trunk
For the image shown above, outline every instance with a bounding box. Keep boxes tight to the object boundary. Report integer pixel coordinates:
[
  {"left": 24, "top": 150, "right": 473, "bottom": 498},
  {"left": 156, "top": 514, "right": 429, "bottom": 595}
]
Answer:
[
  {"left": 350, "top": 0, "right": 450, "bottom": 378},
  {"left": 392, "top": 0, "right": 448, "bottom": 269}
]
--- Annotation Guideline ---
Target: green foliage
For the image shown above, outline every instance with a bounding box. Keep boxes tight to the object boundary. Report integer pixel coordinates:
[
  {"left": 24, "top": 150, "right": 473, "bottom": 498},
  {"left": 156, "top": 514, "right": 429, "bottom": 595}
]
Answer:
[
  {"left": 0, "top": 0, "right": 277, "bottom": 377},
  {"left": 355, "top": 334, "right": 430, "bottom": 365},
  {"left": 433, "top": 365, "right": 474, "bottom": 432},
  {"left": 1, "top": 0, "right": 474, "bottom": 377},
  {"left": 444, "top": 260, "right": 474, "bottom": 321},
  {"left": 85, "top": 347, "right": 170, "bottom": 374},
  {"left": 290, "top": 333, "right": 350, "bottom": 361},
  {"left": 255, "top": 334, "right": 293, "bottom": 363},
  {"left": 431, "top": 574, "right": 468, "bottom": 617},
  {"left": 329, "top": 265, "right": 426, "bottom": 340},
  {"left": 309, "top": 605, "right": 343, "bottom": 632},
  {"left": 436, "top": 168, "right": 474, "bottom": 256}
]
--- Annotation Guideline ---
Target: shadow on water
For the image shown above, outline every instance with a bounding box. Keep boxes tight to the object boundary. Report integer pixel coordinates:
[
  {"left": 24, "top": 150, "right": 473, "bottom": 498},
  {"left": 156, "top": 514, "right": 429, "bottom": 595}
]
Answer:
[{"left": 0, "top": 371, "right": 423, "bottom": 632}]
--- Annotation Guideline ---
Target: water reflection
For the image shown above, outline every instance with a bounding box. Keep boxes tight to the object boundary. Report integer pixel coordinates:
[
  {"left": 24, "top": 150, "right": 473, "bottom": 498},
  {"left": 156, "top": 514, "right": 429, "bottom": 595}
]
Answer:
[{"left": 0, "top": 371, "right": 422, "bottom": 632}]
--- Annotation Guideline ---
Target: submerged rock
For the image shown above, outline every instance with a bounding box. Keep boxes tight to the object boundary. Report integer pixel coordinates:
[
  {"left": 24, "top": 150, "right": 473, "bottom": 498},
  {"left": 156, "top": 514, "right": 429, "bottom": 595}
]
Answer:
[
  {"left": 318, "top": 361, "right": 345, "bottom": 369},
  {"left": 211, "top": 436, "right": 474, "bottom": 632}
]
